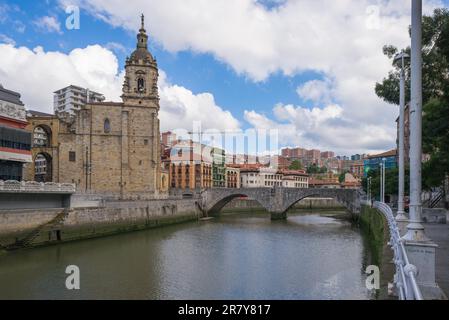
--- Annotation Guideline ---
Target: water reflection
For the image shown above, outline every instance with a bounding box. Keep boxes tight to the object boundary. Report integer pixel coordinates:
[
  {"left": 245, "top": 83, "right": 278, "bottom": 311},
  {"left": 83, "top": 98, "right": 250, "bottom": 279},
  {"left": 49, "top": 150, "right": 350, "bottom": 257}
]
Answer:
[{"left": 0, "top": 211, "right": 372, "bottom": 300}]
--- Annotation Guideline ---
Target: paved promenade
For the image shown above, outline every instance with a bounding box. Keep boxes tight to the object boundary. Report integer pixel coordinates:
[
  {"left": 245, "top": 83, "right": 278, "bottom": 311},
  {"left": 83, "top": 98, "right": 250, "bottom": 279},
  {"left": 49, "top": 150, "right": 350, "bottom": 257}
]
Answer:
[{"left": 424, "top": 222, "right": 449, "bottom": 298}]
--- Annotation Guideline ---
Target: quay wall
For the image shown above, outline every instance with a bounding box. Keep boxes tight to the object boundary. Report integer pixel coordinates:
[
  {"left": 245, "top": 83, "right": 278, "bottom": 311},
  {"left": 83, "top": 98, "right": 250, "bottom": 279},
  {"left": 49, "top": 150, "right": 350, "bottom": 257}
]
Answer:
[
  {"left": 222, "top": 197, "right": 345, "bottom": 213},
  {"left": 0, "top": 196, "right": 347, "bottom": 251},
  {"left": 358, "top": 205, "right": 394, "bottom": 299},
  {"left": 0, "top": 198, "right": 201, "bottom": 250}
]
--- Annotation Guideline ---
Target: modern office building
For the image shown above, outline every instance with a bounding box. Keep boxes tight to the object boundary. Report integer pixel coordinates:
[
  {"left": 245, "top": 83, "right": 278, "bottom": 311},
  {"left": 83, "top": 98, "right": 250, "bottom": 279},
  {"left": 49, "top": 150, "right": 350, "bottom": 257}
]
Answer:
[
  {"left": 0, "top": 84, "right": 32, "bottom": 181},
  {"left": 363, "top": 149, "right": 397, "bottom": 177}
]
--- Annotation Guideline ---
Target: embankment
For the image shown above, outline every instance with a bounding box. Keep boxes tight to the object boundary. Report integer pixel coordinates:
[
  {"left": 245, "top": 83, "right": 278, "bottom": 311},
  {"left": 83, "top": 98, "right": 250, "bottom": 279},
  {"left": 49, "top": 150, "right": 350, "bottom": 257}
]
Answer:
[
  {"left": 0, "top": 198, "right": 201, "bottom": 250},
  {"left": 222, "top": 197, "right": 345, "bottom": 213},
  {"left": 358, "top": 205, "right": 394, "bottom": 299}
]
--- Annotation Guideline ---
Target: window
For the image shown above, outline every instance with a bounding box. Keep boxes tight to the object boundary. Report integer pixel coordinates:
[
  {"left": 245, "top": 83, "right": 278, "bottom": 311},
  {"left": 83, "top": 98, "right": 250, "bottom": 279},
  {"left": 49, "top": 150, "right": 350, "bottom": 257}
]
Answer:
[
  {"left": 69, "top": 151, "right": 76, "bottom": 162},
  {"left": 104, "top": 118, "right": 111, "bottom": 133},
  {"left": 33, "top": 126, "right": 50, "bottom": 147},
  {"left": 137, "top": 78, "right": 145, "bottom": 92}
]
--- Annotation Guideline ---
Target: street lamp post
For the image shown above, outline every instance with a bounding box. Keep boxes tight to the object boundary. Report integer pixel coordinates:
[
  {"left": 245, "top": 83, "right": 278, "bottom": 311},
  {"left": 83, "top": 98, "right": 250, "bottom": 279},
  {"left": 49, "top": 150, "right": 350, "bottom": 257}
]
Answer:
[
  {"left": 394, "top": 51, "right": 410, "bottom": 221},
  {"left": 368, "top": 176, "right": 372, "bottom": 205},
  {"left": 382, "top": 158, "right": 386, "bottom": 203},
  {"left": 398, "top": 0, "right": 442, "bottom": 298},
  {"left": 379, "top": 162, "right": 384, "bottom": 203},
  {"left": 403, "top": 0, "right": 428, "bottom": 241}
]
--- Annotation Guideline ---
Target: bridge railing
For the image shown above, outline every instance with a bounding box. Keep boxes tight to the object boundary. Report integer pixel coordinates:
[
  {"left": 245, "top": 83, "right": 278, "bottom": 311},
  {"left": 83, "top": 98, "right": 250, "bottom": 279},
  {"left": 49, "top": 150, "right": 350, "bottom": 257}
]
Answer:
[
  {"left": 373, "top": 201, "right": 423, "bottom": 300},
  {"left": 0, "top": 180, "right": 76, "bottom": 193}
]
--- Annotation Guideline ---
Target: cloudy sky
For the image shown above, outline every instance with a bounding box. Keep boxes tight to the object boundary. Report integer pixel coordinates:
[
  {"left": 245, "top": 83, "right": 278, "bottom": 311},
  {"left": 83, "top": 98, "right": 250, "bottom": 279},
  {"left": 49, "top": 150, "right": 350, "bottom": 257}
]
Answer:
[{"left": 1, "top": 0, "right": 448, "bottom": 156}]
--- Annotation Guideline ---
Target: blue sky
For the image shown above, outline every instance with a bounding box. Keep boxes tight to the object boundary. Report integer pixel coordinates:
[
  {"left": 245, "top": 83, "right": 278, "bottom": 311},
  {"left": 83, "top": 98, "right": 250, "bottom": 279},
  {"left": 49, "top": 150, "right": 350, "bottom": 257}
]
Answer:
[
  {"left": 1, "top": 0, "right": 322, "bottom": 116},
  {"left": 1, "top": 0, "right": 448, "bottom": 155}
]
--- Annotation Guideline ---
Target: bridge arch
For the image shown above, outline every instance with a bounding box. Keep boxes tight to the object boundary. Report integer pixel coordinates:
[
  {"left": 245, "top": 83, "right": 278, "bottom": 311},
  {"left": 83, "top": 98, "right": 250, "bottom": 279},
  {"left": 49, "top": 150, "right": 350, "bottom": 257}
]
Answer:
[
  {"left": 203, "top": 188, "right": 275, "bottom": 217},
  {"left": 202, "top": 188, "right": 360, "bottom": 220},
  {"left": 207, "top": 193, "right": 270, "bottom": 216},
  {"left": 281, "top": 193, "right": 354, "bottom": 214}
]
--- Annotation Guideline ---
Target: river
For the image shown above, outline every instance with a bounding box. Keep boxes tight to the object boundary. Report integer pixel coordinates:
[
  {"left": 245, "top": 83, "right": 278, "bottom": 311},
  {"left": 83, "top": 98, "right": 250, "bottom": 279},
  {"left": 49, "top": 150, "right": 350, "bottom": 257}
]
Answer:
[{"left": 0, "top": 210, "right": 375, "bottom": 300}]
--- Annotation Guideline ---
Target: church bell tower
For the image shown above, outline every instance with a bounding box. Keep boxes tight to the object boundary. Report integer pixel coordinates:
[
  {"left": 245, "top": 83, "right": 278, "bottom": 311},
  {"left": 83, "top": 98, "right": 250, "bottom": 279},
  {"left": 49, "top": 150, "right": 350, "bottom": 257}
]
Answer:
[
  {"left": 120, "top": 15, "right": 161, "bottom": 195},
  {"left": 121, "top": 14, "right": 159, "bottom": 108}
]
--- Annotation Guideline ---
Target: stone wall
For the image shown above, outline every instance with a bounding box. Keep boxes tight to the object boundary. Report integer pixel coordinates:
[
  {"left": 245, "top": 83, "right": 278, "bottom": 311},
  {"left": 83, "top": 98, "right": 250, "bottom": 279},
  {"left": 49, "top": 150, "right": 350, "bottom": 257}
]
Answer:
[
  {"left": 358, "top": 205, "right": 394, "bottom": 299},
  {"left": 222, "top": 197, "right": 345, "bottom": 213},
  {"left": 0, "top": 198, "right": 200, "bottom": 249}
]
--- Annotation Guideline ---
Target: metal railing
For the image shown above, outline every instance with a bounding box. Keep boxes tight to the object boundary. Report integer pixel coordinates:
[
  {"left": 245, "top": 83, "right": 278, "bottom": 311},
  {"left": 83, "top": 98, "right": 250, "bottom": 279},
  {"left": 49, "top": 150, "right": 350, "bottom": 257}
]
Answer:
[{"left": 373, "top": 201, "right": 423, "bottom": 300}]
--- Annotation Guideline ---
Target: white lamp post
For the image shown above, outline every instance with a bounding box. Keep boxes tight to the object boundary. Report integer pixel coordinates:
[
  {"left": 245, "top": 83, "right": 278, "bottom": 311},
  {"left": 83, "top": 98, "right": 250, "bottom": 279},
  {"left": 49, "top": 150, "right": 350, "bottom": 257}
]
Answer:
[
  {"left": 394, "top": 51, "right": 410, "bottom": 221},
  {"left": 403, "top": 0, "right": 428, "bottom": 241},
  {"left": 379, "top": 162, "right": 384, "bottom": 203},
  {"left": 382, "top": 158, "right": 386, "bottom": 203}
]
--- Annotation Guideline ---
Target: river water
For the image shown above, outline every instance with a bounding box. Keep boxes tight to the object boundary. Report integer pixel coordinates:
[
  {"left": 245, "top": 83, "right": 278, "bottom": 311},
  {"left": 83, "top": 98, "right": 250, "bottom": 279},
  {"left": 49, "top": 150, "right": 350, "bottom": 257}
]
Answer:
[{"left": 0, "top": 211, "right": 375, "bottom": 300}]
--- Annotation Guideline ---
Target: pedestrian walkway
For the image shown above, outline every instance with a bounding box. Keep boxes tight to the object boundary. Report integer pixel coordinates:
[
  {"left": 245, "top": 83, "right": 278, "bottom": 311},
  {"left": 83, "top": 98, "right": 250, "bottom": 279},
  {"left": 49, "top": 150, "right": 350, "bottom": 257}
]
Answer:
[{"left": 424, "top": 222, "right": 449, "bottom": 298}]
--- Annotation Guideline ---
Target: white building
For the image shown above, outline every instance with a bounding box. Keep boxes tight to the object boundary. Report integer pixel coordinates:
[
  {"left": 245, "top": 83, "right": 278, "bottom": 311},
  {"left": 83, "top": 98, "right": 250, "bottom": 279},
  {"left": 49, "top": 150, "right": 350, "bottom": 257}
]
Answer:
[
  {"left": 53, "top": 85, "right": 105, "bottom": 116},
  {"left": 240, "top": 168, "right": 262, "bottom": 188},
  {"left": 281, "top": 170, "right": 309, "bottom": 188},
  {"left": 240, "top": 167, "right": 309, "bottom": 189}
]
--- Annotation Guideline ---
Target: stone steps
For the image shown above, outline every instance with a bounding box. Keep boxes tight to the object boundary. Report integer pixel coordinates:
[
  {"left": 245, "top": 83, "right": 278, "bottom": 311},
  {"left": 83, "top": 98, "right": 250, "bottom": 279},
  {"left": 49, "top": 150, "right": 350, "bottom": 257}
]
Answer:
[{"left": 5, "top": 210, "right": 69, "bottom": 250}]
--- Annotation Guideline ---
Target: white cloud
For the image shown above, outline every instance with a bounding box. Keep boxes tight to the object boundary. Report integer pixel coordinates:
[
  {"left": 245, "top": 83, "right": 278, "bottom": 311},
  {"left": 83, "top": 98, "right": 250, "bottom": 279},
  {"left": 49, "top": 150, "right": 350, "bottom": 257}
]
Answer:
[
  {"left": 0, "top": 43, "right": 240, "bottom": 134},
  {"left": 55, "top": 0, "right": 446, "bottom": 154},
  {"left": 0, "top": 43, "right": 123, "bottom": 111},
  {"left": 105, "top": 41, "right": 127, "bottom": 54},
  {"left": 245, "top": 103, "right": 394, "bottom": 155},
  {"left": 158, "top": 71, "right": 240, "bottom": 132},
  {"left": 33, "top": 16, "right": 63, "bottom": 34},
  {"left": 0, "top": 34, "right": 16, "bottom": 45},
  {"left": 296, "top": 78, "right": 333, "bottom": 105}
]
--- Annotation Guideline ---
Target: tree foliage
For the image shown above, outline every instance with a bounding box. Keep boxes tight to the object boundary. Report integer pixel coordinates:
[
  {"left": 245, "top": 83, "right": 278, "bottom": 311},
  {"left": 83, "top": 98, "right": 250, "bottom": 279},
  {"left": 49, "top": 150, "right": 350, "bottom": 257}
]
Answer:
[
  {"left": 306, "top": 164, "right": 327, "bottom": 174},
  {"left": 362, "top": 167, "right": 410, "bottom": 200},
  {"left": 289, "top": 160, "right": 303, "bottom": 170},
  {"left": 375, "top": 8, "right": 449, "bottom": 190}
]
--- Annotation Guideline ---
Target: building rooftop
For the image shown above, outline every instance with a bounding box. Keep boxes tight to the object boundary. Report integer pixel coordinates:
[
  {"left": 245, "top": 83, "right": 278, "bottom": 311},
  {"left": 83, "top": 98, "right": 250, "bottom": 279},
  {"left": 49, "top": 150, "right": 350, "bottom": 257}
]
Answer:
[
  {"left": 366, "top": 149, "right": 397, "bottom": 159},
  {"left": 279, "top": 169, "right": 308, "bottom": 177},
  {"left": 26, "top": 110, "right": 55, "bottom": 118},
  {"left": 0, "top": 84, "right": 24, "bottom": 106},
  {"left": 53, "top": 85, "right": 104, "bottom": 97}
]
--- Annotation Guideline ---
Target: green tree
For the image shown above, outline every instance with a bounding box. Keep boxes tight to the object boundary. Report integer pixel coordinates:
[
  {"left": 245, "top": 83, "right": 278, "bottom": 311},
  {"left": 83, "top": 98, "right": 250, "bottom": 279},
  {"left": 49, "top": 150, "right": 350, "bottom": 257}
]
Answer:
[
  {"left": 375, "top": 9, "right": 449, "bottom": 106},
  {"left": 306, "top": 164, "right": 319, "bottom": 174},
  {"left": 339, "top": 171, "right": 349, "bottom": 183},
  {"left": 375, "top": 8, "right": 449, "bottom": 192},
  {"left": 306, "top": 164, "right": 327, "bottom": 174},
  {"left": 362, "top": 167, "right": 411, "bottom": 200},
  {"left": 289, "top": 160, "right": 303, "bottom": 170}
]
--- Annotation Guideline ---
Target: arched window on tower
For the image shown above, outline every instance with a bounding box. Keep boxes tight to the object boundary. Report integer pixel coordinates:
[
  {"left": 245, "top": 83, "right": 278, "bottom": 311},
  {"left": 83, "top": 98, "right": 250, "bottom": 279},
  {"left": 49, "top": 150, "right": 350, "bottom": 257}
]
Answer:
[
  {"left": 137, "top": 78, "right": 145, "bottom": 93},
  {"left": 104, "top": 118, "right": 111, "bottom": 133}
]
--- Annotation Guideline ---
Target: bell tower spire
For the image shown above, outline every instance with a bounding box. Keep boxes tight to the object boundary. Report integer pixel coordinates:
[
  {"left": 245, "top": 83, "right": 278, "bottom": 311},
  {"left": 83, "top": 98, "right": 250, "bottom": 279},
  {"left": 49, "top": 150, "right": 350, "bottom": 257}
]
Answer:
[
  {"left": 122, "top": 14, "right": 159, "bottom": 107},
  {"left": 137, "top": 13, "right": 148, "bottom": 49}
]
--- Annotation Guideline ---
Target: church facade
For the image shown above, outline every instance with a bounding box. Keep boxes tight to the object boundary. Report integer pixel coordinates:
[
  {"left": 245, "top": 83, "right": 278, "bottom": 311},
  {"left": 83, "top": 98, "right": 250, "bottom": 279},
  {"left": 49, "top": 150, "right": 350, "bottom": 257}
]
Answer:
[{"left": 24, "top": 16, "right": 162, "bottom": 199}]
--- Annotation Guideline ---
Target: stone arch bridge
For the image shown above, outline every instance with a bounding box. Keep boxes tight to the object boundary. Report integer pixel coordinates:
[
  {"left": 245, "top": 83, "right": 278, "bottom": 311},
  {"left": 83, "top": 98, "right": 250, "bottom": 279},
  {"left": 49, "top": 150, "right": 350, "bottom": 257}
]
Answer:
[{"left": 200, "top": 188, "right": 361, "bottom": 220}]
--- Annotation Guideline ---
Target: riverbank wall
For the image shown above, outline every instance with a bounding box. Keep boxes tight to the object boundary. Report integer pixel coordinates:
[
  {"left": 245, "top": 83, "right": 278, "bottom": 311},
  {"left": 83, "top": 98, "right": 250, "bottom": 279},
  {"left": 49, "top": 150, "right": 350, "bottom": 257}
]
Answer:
[
  {"left": 0, "top": 198, "right": 201, "bottom": 251},
  {"left": 222, "top": 197, "right": 345, "bottom": 213},
  {"left": 358, "top": 205, "right": 394, "bottom": 299},
  {"left": 0, "top": 196, "right": 347, "bottom": 252}
]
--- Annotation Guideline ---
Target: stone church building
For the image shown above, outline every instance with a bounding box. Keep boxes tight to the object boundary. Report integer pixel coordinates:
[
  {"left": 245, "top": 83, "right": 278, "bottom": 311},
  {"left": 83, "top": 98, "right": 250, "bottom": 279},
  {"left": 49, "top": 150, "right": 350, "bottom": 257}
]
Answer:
[{"left": 24, "top": 16, "right": 163, "bottom": 199}]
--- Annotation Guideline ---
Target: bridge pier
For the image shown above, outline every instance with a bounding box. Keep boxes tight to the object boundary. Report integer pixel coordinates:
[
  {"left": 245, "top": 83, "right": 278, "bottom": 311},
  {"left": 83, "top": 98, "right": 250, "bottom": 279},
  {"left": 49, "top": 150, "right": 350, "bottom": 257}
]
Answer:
[{"left": 270, "top": 212, "right": 287, "bottom": 220}]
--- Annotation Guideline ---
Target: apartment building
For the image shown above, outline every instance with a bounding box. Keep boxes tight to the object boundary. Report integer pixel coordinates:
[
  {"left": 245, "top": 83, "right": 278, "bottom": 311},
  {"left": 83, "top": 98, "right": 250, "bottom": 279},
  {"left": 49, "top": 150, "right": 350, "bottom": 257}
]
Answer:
[{"left": 53, "top": 85, "right": 105, "bottom": 116}]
